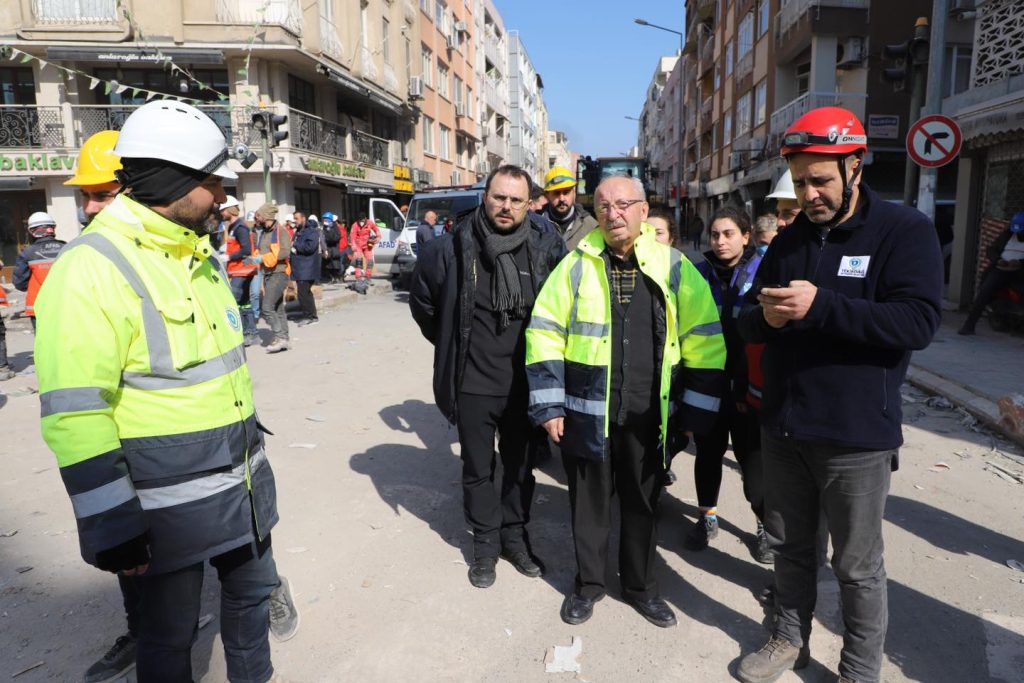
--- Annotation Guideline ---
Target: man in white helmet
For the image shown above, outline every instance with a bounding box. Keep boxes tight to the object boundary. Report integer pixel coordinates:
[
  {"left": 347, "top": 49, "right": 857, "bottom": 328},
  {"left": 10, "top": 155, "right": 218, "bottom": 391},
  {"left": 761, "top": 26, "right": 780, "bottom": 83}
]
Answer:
[
  {"left": 766, "top": 169, "right": 801, "bottom": 230},
  {"left": 13, "top": 211, "right": 66, "bottom": 332},
  {"left": 34, "top": 100, "right": 295, "bottom": 683}
]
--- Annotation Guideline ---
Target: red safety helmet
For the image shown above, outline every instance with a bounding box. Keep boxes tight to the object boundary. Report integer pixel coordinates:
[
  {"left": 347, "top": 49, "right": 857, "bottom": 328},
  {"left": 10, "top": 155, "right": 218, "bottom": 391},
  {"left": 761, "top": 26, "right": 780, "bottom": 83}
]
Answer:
[{"left": 780, "top": 106, "right": 867, "bottom": 158}]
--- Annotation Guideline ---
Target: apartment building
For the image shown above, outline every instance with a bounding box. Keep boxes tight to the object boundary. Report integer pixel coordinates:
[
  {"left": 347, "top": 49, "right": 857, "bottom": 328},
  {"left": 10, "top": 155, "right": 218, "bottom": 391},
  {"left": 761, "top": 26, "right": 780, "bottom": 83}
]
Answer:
[
  {"left": 478, "top": 0, "right": 510, "bottom": 176},
  {"left": 0, "top": 0, "right": 423, "bottom": 257},
  {"left": 546, "top": 130, "right": 572, "bottom": 172},
  {"left": 507, "top": 30, "right": 543, "bottom": 181},
  {"left": 416, "top": 0, "right": 481, "bottom": 187},
  {"left": 941, "top": 0, "right": 1024, "bottom": 306},
  {"left": 655, "top": 0, "right": 939, "bottom": 225},
  {"left": 638, "top": 55, "right": 680, "bottom": 205}
]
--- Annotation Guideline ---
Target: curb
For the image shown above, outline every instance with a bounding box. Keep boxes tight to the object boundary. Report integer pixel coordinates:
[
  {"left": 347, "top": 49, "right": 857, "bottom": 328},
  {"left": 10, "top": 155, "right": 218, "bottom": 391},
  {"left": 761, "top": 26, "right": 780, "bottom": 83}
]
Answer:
[{"left": 906, "top": 365, "right": 1024, "bottom": 448}]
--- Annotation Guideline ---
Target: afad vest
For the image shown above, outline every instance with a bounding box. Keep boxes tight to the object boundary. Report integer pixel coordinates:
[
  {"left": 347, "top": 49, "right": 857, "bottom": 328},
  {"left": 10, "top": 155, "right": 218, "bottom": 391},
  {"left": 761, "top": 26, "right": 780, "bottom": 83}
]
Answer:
[
  {"left": 35, "top": 194, "right": 277, "bottom": 574},
  {"left": 226, "top": 222, "right": 258, "bottom": 277}
]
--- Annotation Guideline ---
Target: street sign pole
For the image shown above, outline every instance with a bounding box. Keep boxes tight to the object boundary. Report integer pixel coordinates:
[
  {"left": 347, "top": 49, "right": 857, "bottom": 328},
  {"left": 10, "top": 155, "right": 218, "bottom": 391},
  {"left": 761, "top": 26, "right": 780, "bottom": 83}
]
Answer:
[
  {"left": 916, "top": 0, "right": 948, "bottom": 220},
  {"left": 902, "top": 18, "right": 931, "bottom": 207}
]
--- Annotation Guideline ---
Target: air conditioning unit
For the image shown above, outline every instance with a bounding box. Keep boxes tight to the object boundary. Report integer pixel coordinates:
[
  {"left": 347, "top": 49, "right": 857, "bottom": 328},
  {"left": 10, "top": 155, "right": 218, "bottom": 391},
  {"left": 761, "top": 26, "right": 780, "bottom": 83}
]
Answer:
[
  {"left": 446, "top": 33, "right": 457, "bottom": 50},
  {"left": 408, "top": 76, "right": 424, "bottom": 99},
  {"left": 455, "top": 103, "right": 466, "bottom": 117},
  {"left": 837, "top": 36, "right": 866, "bottom": 69},
  {"left": 454, "top": 21, "right": 468, "bottom": 33}
]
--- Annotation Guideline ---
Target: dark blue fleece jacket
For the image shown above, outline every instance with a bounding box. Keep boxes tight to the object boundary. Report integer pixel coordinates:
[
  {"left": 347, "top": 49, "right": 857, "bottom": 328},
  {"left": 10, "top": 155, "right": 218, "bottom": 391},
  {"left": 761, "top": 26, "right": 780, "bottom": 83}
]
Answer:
[{"left": 737, "top": 183, "right": 943, "bottom": 450}]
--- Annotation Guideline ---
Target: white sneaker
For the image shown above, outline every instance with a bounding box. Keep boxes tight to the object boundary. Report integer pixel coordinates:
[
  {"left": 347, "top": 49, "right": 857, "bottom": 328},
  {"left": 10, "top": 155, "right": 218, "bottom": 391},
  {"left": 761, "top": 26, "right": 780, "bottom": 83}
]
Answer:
[{"left": 266, "top": 339, "right": 290, "bottom": 353}]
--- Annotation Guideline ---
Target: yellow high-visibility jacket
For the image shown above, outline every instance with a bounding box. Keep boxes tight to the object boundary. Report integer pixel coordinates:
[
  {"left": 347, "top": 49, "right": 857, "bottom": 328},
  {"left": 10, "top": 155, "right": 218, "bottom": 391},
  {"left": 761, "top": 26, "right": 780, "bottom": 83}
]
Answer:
[
  {"left": 525, "top": 225, "right": 727, "bottom": 463},
  {"left": 35, "top": 194, "right": 277, "bottom": 574}
]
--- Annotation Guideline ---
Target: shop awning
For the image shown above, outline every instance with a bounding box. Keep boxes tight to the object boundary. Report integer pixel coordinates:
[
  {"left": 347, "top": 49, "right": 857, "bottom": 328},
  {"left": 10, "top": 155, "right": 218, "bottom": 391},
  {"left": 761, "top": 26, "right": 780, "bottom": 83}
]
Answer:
[{"left": 47, "top": 47, "right": 224, "bottom": 64}]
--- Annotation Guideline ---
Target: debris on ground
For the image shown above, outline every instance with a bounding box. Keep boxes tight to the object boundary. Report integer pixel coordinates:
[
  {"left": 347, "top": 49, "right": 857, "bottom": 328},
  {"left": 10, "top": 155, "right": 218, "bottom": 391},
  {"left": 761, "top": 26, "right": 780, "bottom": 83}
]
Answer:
[
  {"left": 986, "top": 462, "right": 1024, "bottom": 484},
  {"left": 11, "top": 661, "right": 44, "bottom": 678},
  {"left": 15, "top": 566, "right": 32, "bottom": 574},
  {"left": 925, "top": 396, "right": 953, "bottom": 410},
  {"left": 928, "top": 462, "right": 951, "bottom": 472},
  {"left": 305, "top": 415, "right": 327, "bottom": 422},
  {"left": 0, "top": 530, "right": 17, "bottom": 538},
  {"left": 286, "top": 547, "right": 308, "bottom": 554},
  {"left": 1007, "top": 560, "right": 1024, "bottom": 573},
  {"left": 545, "top": 636, "right": 583, "bottom": 674},
  {"left": 288, "top": 443, "right": 318, "bottom": 449}
]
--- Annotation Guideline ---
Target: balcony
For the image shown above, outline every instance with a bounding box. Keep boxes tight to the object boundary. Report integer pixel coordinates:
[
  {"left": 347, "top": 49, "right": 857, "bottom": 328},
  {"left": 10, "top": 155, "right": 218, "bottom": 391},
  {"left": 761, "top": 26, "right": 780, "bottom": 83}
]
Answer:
[
  {"left": 216, "top": 0, "right": 303, "bottom": 34},
  {"left": 694, "top": 0, "right": 716, "bottom": 20},
  {"left": 319, "top": 17, "right": 344, "bottom": 61},
  {"left": 359, "top": 46, "right": 378, "bottom": 80},
  {"left": 485, "top": 131, "right": 507, "bottom": 160},
  {"left": 69, "top": 104, "right": 241, "bottom": 146},
  {"left": 353, "top": 131, "right": 392, "bottom": 169},
  {"left": 485, "top": 79, "right": 507, "bottom": 116},
  {"left": 736, "top": 50, "right": 754, "bottom": 82},
  {"left": 777, "top": 0, "right": 869, "bottom": 40},
  {"left": 31, "top": 0, "right": 119, "bottom": 24},
  {"left": 289, "top": 108, "right": 348, "bottom": 159},
  {"left": 700, "top": 37, "right": 715, "bottom": 74},
  {"left": 768, "top": 91, "right": 867, "bottom": 150},
  {"left": 700, "top": 155, "right": 712, "bottom": 175},
  {"left": 0, "top": 106, "right": 65, "bottom": 148},
  {"left": 403, "top": 0, "right": 417, "bottom": 23},
  {"left": 485, "top": 34, "right": 506, "bottom": 71}
]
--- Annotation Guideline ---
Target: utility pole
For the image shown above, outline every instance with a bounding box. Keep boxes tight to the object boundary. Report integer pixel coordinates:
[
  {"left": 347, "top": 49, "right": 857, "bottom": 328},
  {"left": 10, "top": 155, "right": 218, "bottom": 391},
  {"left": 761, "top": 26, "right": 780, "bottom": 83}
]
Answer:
[
  {"left": 916, "top": 0, "right": 948, "bottom": 220},
  {"left": 251, "top": 108, "right": 289, "bottom": 204}
]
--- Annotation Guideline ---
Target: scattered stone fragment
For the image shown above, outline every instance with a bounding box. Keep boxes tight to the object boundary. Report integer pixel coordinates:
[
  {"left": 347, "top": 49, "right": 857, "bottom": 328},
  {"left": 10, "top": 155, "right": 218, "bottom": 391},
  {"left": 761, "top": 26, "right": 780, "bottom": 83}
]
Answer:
[
  {"left": 545, "top": 636, "right": 583, "bottom": 674},
  {"left": 305, "top": 415, "right": 327, "bottom": 422},
  {"left": 928, "top": 462, "right": 951, "bottom": 472},
  {"left": 1007, "top": 559, "right": 1024, "bottom": 573},
  {"left": 11, "top": 661, "right": 44, "bottom": 678},
  {"left": 15, "top": 566, "right": 32, "bottom": 574},
  {"left": 0, "top": 530, "right": 17, "bottom": 538},
  {"left": 925, "top": 396, "right": 953, "bottom": 410},
  {"left": 288, "top": 443, "right": 318, "bottom": 449}
]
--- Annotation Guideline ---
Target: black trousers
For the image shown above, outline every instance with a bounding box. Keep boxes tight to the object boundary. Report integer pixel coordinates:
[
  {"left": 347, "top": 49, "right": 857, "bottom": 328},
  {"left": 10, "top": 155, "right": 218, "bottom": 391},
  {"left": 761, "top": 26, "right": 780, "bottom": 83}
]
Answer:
[
  {"left": 118, "top": 574, "right": 141, "bottom": 639},
  {"left": 563, "top": 410, "right": 663, "bottom": 602},
  {"left": 693, "top": 401, "right": 764, "bottom": 519},
  {"left": 456, "top": 392, "right": 535, "bottom": 558},
  {"left": 296, "top": 280, "right": 318, "bottom": 320},
  {"left": 964, "top": 266, "right": 1024, "bottom": 327}
]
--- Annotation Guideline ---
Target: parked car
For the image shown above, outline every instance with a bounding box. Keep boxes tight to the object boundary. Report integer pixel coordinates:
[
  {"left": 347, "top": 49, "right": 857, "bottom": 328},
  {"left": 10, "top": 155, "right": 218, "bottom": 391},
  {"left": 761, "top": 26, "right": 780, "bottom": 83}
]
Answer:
[{"left": 394, "top": 182, "right": 485, "bottom": 288}]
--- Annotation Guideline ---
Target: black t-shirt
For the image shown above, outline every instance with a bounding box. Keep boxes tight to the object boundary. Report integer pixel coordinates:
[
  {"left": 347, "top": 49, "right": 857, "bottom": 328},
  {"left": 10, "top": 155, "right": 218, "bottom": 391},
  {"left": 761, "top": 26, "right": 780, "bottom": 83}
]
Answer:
[{"left": 461, "top": 241, "right": 535, "bottom": 397}]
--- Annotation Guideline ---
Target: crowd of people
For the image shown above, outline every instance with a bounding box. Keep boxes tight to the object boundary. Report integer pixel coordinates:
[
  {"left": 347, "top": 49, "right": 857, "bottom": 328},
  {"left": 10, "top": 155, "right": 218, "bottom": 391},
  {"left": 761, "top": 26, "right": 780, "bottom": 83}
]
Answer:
[{"left": 412, "top": 106, "right": 945, "bottom": 683}]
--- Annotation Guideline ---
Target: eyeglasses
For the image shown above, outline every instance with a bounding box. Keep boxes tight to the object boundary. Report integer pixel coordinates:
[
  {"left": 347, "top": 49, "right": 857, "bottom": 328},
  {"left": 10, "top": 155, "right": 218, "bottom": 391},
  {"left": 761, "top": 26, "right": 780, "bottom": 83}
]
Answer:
[
  {"left": 79, "top": 189, "right": 117, "bottom": 203},
  {"left": 596, "top": 199, "right": 644, "bottom": 216},
  {"left": 488, "top": 193, "right": 528, "bottom": 210}
]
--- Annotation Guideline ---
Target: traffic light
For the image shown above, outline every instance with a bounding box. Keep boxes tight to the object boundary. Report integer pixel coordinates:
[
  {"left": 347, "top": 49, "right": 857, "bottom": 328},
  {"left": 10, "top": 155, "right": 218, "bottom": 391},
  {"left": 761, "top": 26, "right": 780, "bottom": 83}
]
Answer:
[
  {"left": 251, "top": 110, "right": 289, "bottom": 147},
  {"left": 882, "top": 17, "right": 930, "bottom": 93}
]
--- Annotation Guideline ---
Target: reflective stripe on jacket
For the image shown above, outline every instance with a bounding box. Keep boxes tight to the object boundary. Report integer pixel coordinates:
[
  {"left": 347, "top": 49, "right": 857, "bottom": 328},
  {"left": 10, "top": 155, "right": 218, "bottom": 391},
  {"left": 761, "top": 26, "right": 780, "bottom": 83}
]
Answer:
[
  {"left": 525, "top": 224, "right": 727, "bottom": 463},
  {"left": 34, "top": 194, "right": 278, "bottom": 574},
  {"left": 14, "top": 237, "right": 65, "bottom": 316}
]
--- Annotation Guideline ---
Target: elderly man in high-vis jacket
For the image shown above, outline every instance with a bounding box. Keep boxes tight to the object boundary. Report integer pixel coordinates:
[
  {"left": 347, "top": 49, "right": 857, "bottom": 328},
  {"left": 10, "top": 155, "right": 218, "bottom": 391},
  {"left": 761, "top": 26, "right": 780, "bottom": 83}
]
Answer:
[
  {"left": 526, "top": 174, "right": 726, "bottom": 629},
  {"left": 35, "top": 100, "right": 294, "bottom": 683}
]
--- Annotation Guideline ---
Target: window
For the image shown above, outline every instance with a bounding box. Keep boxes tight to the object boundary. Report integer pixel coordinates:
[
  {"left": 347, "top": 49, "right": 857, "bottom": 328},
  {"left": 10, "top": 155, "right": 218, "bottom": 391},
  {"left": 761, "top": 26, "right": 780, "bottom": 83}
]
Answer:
[
  {"left": 456, "top": 135, "right": 466, "bottom": 167},
  {"left": 796, "top": 62, "right": 810, "bottom": 96},
  {"left": 420, "top": 0, "right": 431, "bottom": 16},
  {"left": 738, "top": 13, "right": 754, "bottom": 58},
  {"left": 423, "top": 115, "right": 435, "bottom": 154},
  {"left": 288, "top": 74, "right": 316, "bottom": 113},
  {"left": 466, "top": 86, "right": 473, "bottom": 117},
  {"left": 0, "top": 67, "right": 36, "bottom": 105},
  {"left": 946, "top": 45, "right": 973, "bottom": 97},
  {"left": 454, "top": 75, "right": 463, "bottom": 105},
  {"left": 723, "top": 109, "right": 732, "bottom": 143},
  {"left": 439, "top": 124, "right": 450, "bottom": 159},
  {"left": 438, "top": 62, "right": 450, "bottom": 98},
  {"left": 714, "top": 63, "right": 721, "bottom": 90},
  {"left": 34, "top": 0, "right": 117, "bottom": 22},
  {"left": 758, "top": 0, "right": 769, "bottom": 37},
  {"left": 405, "top": 34, "right": 412, "bottom": 78},
  {"left": 754, "top": 79, "right": 767, "bottom": 126},
  {"left": 382, "top": 18, "right": 391, "bottom": 64},
  {"left": 422, "top": 46, "right": 433, "bottom": 87},
  {"left": 735, "top": 92, "right": 751, "bottom": 137},
  {"left": 725, "top": 40, "right": 733, "bottom": 77},
  {"left": 95, "top": 67, "right": 228, "bottom": 105},
  {"left": 435, "top": 0, "right": 445, "bottom": 26}
]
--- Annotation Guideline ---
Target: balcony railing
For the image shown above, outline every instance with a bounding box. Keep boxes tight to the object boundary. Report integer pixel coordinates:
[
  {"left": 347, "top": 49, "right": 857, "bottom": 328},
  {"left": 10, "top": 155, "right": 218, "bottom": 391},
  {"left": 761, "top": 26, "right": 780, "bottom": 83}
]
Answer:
[
  {"left": 216, "top": 0, "right": 303, "bottom": 34},
  {"left": 359, "top": 46, "right": 378, "bottom": 80},
  {"left": 319, "top": 17, "right": 344, "bottom": 60},
  {"left": 0, "top": 106, "right": 65, "bottom": 148},
  {"left": 485, "top": 79, "right": 506, "bottom": 115},
  {"left": 485, "top": 132, "right": 507, "bottom": 160},
  {"left": 485, "top": 36, "right": 506, "bottom": 71},
  {"left": 289, "top": 108, "right": 348, "bottom": 159},
  {"left": 32, "top": 0, "right": 119, "bottom": 24},
  {"left": 777, "top": 0, "right": 869, "bottom": 38},
  {"left": 736, "top": 50, "right": 754, "bottom": 82},
  {"left": 353, "top": 130, "right": 391, "bottom": 169},
  {"left": 700, "top": 155, "right": 712, "bottom": 174},
  {"left": 769, "top": 91, "right": 867, "bottom": 136},
  {"left": 700, "top": 37, "right": 714, "bottom": 73},
  {"left": 71, "top": 104, "right": 238, "bottom": 146}
]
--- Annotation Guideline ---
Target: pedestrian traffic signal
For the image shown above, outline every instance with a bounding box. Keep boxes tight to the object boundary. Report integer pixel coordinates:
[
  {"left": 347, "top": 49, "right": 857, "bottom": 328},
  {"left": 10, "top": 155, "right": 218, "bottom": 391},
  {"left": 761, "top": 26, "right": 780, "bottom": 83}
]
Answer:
[{"left": 251, "top": 110, "right": 289, "bottom": 148}]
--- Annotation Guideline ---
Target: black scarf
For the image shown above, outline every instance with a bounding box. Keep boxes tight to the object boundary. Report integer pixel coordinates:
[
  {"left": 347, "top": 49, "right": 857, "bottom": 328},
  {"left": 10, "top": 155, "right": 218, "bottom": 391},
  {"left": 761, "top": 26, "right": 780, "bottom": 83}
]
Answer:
[
  {"left": 116, "top": 158, "right": 209, "bottom": 206},
  {"left": 472, "top": 206, "right": 529, "bottom": 330},
  {"left": 547, "top": 204, "right": 576, "bottom": 233}
]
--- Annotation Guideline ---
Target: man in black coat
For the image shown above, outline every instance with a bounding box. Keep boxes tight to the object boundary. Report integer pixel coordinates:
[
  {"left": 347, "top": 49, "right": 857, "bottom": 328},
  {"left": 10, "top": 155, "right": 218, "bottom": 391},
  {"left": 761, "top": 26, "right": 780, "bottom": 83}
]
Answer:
[
  {"left": 409, "top": 164, "right": 565, "bottom": 588},
  {"left": 290, "top": 212, "right": 322, "bottom": 326}
]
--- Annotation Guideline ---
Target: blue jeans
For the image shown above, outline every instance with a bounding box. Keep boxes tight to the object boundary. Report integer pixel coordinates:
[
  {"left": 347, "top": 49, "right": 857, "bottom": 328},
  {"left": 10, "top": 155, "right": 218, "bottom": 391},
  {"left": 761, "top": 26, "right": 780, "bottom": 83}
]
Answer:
[
  {"left": 249, "top": 271, "right": 263, "bottom": 321},
  {"left": 133, "top": 540, "right": 279, "bottom": 683},
  {"left": 762, "top": 431, "right": 894, "bottom": 682},
  {"left": 229, "top": 275, "right": 257, "bottom": 338}
]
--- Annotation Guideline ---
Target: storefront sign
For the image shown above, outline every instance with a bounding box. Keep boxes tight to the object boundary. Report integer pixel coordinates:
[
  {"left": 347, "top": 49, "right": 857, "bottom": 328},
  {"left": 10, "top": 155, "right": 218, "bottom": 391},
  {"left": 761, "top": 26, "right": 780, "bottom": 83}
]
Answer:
[
  {"left": 868, "top": 115, "right": 900, "bottom": 140},
  {"left": 300, "top": 156, "right": 367, "bottom": 179},
  {"left": 393, "top": 164, "right": 413, "bottom": 193},
  {"left": 0, "top": 152, "right": 75, "bottom": 173}
]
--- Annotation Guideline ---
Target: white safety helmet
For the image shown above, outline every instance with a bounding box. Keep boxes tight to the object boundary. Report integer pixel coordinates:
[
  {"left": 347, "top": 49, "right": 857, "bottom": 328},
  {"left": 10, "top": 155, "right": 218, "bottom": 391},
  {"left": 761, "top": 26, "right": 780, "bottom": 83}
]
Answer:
[
  {"left": 766, "top": 169, "right": 797, "bottom": 201},
  {"left": 113, "top": 100, "right": 237, "bottom": 179},
  {"left": 27, "top": 211, "right": 56, "bottom": 229},
  {"left": 220, "top": 195, "right": 242, "bottom": 211}
]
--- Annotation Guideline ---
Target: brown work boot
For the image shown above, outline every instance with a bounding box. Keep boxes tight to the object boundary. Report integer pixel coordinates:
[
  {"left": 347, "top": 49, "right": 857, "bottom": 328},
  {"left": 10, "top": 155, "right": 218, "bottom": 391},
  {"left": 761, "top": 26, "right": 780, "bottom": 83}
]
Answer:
[
  {"left": 266, "top": 338, "right": 290, "bottom": 353},
  {"left": 737, "top": 635, "right": 810, "bottom": 683}
]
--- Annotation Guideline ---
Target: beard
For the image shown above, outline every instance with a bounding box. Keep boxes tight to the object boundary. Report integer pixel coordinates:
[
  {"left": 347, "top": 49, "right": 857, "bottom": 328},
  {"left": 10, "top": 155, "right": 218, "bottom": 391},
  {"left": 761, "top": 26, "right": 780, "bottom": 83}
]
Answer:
[{"left": 165, "top": 194, "right": 219, "bottom": 234}]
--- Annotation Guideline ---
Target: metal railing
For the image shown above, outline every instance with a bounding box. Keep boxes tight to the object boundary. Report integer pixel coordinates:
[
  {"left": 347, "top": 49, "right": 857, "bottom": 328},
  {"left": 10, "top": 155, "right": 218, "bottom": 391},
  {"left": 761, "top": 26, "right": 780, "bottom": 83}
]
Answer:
[
  {"left": 700, "top": 155, "right": 712, "bottom": 174},
  {"left": 485, "top": 79, "right": 506, "bottom": 114},
  {"left": 777, "top": 0, "right": 869, "bottom": 38},
  {"left": 319, "top": 17, "right": 344, "bottom": 60},
  {"left": 736, "top": 51, "right": 754, "bottom": 82},
  {"left": 289, "top": 108, "right": 348, "bottom": 158},
  {"left": 32, "top": 0, "right": 118, "bottom": 23},
  {"left": 700, "top": 37, "right": 715, "bottom": 73},
  {"left": 353, "top": 130, "right": 391, "bottom": 168},
  {"left": 359, "top": 46, "right": 378, "bottom": 80},
  {"left": 0, "top": 106, "right": 65, "bottom": 148},
  {"left": 215, "top": 0, "right": 303, "bottom": 34},
  {"left": 70, "top": 104, "right": 238, "bottom": 146},
  {"left": 769, "top": 91, "right": 866, "bottom": 136}
]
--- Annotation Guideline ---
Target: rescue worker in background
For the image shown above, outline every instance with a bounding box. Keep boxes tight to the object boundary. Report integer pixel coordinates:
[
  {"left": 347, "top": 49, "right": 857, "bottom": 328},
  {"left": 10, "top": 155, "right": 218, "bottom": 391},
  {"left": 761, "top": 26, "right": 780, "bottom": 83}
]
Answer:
[
  {"left": 526, "top": 175, "right": 726, "bottom": 629},
  {"left": 60, "top": 129, "right": 145, "bottom": 683},
  {"left": 735, "top": 107, "right": 942, "bottom": 683},
  {"left": 36, "top": 99, "right": 297, "bottom": 682},
  {"left": 416, "top": 209, "right": 439, "bottom": 248},
  {"left": 254, "top": 203, "right": 292, "bottom": 353},
  {"left": 753, "top": 214, "right": 779, "bottom": 255},
  {"left": 14, "top": 212, "right": 66, "bottom": 332},
  {"left": 350, "top": 213, "right": 381, "bottom": 290},
  {"left": 645, "top": 207, "right": 678, "bottom": 248},
  {"left": 222, "top": 195, "right": 261, "bottom": 347},
  {"left": 688, "top": 207, "right": 771, "bottom": 564},
  {"left": 0, "top": 256, "right": 11, "bottom": 381},
  {"left": 540, "top": 165, "right": 598, "bottom": 251},
  {"left": 410, "top": 165, "right": 565, "bottom": 589},
  {"left": 767, "top": 169, "right": 801, "bottom": 230},
  {"left": 290, "top": 208, "right": 323, "bottom": 327}
]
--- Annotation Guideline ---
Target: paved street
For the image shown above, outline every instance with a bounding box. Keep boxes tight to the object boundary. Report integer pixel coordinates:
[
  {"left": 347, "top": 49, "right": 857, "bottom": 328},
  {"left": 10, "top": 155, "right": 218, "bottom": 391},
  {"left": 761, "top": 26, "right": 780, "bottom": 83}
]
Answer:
[{"left": 2, "top": 290, "right": 1024, "bottom": 682}]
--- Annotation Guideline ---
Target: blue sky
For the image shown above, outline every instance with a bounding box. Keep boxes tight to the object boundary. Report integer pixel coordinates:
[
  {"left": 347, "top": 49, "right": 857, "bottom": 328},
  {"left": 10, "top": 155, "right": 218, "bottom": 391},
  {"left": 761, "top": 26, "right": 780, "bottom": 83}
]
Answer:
[{"left": 495, "top": 0, "right": 686, "bottom": 157}]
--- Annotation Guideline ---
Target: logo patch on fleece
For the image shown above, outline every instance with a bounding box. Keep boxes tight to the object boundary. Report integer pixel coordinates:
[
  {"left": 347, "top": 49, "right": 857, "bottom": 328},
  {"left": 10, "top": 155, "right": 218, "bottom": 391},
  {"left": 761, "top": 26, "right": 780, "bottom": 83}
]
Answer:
[
  {"left": 225, "top": 307, "right": 241, "bottom": 331},
  {"left": 838, "top": 255, "right": 870, "bottom": 279}
]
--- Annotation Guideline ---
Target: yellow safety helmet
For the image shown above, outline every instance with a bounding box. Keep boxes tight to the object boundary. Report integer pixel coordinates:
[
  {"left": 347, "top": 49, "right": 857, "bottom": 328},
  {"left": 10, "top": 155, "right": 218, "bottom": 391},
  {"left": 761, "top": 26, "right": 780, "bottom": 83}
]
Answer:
[
  {"left": 544, "top": 165, "right": 577, "bottom": 192},
  {"left": 64, "top": 130, "right": 122, "bottom": 186}
]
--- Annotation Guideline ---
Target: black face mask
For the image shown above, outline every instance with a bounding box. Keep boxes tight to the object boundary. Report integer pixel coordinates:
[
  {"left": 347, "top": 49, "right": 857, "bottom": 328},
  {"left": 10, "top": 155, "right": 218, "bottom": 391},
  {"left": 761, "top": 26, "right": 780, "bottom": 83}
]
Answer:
[{"left": 116, "top": 158, "right": 210, "bottom": 206}]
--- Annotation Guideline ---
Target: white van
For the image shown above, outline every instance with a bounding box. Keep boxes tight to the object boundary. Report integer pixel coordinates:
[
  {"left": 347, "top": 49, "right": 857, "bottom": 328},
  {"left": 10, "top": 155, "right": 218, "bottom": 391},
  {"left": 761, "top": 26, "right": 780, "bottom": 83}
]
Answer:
[{"left": 394, "top": 182, "right": 485, "bottom": 287}]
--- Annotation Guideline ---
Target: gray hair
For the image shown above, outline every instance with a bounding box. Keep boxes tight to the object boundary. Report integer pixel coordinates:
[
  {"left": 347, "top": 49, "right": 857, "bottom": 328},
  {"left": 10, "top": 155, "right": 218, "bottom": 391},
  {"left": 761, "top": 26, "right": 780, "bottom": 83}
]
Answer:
[
  {"left": 754, "top": 214, "right": 778, "bottom": 234},
  {"left": 595, "top": 174, "right": 646, "bottom": 201}
]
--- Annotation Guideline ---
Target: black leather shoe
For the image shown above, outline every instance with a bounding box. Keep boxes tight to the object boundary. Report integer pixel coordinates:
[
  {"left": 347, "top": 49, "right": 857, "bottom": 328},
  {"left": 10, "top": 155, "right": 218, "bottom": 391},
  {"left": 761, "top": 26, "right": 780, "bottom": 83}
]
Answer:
[
  {"left": 468, "top": 557, "right": 497, "bottom": 588},
  {"left": 560, "top": 593, "right": 602, "bottom": 625},
  {"left": 626, "top": 596, "right": 677, "bottom": 628},
  {"left": 500, "top": 549, "right": 544, "bottom": 578}
]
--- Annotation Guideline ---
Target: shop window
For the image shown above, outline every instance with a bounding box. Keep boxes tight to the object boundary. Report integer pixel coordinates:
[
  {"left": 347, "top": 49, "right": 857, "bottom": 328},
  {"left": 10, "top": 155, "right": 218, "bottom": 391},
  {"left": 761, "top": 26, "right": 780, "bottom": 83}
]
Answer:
[
  {"left": 93, "top": 68, "right": 229, "bottom": 105},
  {"left": 0, "top": 67, "right": 36, "bottom": 105},
  {"left": 295, "top": 188, "right": 321, "bottom": 218},
  {"left": 288, "top": 74, "right": 316, "bottom": 114}
]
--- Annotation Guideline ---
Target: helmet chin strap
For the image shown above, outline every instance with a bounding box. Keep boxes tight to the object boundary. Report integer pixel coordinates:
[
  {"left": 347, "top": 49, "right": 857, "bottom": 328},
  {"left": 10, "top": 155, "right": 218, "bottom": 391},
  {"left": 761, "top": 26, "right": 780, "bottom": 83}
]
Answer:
[{"left": 826, "top": 154, "right": 863, "bottom": 229}]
